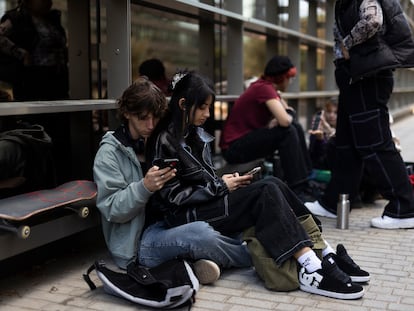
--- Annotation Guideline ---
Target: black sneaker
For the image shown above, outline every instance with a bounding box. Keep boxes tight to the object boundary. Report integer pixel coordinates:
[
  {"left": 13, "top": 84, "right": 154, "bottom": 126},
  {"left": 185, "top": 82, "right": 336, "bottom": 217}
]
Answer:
[
  {"left": 332, "top": 244, "right": 370, "bottom": 283},
  {"left": 299, "top": 256, "right": 364, "bottom": 300}
]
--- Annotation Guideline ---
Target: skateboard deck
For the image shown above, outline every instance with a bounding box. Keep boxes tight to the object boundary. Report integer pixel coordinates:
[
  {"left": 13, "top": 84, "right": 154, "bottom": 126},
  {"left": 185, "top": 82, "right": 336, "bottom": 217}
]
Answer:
[{"left": 0, "top": 180, "right": 97, "bottom": 238}]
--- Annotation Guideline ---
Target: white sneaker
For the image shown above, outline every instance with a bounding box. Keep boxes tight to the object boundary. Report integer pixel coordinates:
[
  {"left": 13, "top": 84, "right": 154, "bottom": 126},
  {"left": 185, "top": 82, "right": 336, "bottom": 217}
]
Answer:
[
  {"left": 193, "top": 259, "right": 220, "bottom": 285},
  {"left": 305, "top": 200, "right": 337, "bottom": 218},
  {"left": 371, "top": 215, "right": 414, "bottom": 229}
]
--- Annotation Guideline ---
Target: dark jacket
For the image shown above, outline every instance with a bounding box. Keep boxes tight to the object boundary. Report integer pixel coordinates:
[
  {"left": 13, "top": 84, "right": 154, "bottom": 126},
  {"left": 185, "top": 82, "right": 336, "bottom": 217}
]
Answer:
[
  {"left": 149, "top": 124, "right": 229, "bottom": 227},
  {"left": 1, "top": 7, "right": 66, "bottom": 56},
  {"left": 335, "top": 0, "right": 414, "bottom": 80},
  {"left": 0, "top": 124, "right": 56, "bottom": 198}
]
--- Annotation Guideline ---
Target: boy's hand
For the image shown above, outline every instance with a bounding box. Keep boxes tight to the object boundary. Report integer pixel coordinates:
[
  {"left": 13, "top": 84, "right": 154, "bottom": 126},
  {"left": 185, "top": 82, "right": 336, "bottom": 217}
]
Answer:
[{"left": 144, "top": 165, "right": 176, "bottom": 192}]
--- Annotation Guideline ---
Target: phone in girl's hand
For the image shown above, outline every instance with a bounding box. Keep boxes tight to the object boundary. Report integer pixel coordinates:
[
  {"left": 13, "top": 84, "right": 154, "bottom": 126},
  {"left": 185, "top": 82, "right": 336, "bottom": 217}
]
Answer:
[{"left": 244, "top": 167, "right": 261, "bottom": 176}]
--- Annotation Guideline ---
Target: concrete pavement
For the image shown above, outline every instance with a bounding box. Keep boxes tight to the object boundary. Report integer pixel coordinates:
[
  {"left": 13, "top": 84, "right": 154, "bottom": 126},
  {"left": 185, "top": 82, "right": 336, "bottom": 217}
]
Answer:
[{"left": 1, "top": 200, "right": 414, "bottom": 311}]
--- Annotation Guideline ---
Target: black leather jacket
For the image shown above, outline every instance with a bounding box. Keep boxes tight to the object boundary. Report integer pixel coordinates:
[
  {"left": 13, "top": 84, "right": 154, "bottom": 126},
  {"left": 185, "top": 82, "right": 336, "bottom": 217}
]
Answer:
[
  {"left": 335, "top": 0, "right": 414, "bottom": 80},
  {"left": 150, "top": 124, "right": 230, "bottom": 227}
]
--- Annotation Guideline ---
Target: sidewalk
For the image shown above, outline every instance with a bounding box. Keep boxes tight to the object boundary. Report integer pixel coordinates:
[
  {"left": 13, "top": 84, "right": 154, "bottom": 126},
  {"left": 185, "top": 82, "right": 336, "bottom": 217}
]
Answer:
[
  {"left": 1, "top": 200, "right": 414, "bottom": 311},
  {"left": 1, "top": 114, "right": 414, "bottom": 311}
]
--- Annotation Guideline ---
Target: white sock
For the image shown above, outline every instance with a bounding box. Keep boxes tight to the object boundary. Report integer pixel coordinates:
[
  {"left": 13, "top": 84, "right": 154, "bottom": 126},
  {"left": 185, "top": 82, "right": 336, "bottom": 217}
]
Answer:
[
  {"left": 297, "top": 250, "right": 322, "bottom": 273},
  {"left": 322, "top": 240, "right": 335, "bottom": 258}
]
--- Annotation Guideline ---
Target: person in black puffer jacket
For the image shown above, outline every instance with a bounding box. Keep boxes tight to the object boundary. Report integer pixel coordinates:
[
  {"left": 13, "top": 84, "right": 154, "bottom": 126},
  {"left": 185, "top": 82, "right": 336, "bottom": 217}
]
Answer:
[{"left": 305, "top": 0, "right": 414, "bottom": 229}]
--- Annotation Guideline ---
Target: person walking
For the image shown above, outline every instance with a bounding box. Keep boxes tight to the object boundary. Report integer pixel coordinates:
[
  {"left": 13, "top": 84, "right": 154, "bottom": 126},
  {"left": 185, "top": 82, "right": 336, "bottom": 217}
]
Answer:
[{"left": 305, "top": 0, "right": 414, "bottom": 229}]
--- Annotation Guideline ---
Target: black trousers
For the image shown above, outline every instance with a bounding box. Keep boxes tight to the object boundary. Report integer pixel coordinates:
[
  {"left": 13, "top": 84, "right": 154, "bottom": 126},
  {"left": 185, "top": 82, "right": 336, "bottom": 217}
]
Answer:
[
  {"left": 166, "top": 177, "right": 316, "bottom": 265},
  {"left": 222, "top": 121, "right": 312, "bottom": 188},
  {"left": 321, "top": 63, "right": 414, "bottom": 218}
]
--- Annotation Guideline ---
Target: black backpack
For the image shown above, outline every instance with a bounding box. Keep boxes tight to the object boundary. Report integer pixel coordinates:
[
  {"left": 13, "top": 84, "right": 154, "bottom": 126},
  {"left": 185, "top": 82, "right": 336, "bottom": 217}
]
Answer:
[{"left": 83, "top": 259, "right": 199, "bottom": 309}]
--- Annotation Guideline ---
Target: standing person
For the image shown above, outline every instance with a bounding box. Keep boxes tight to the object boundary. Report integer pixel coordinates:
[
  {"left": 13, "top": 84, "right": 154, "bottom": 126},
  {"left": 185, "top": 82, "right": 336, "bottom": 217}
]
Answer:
[
  {"left": 219, "top": 56, "right": 315, "bottom": 201},
  {"left": 305, "top": 0, "right": 414, "bottom": 228},
  {"left": 0, "top": 0, "right": 70, "bottom": 183},
  {"left": 146, "top": 71, "right": 369, "bottom": 300},
  {"left": 0, "top": 0, "right": 69, "bottom": 100},
  {"left": 93, "top": 77, "right": 252, "bottom": 284}
]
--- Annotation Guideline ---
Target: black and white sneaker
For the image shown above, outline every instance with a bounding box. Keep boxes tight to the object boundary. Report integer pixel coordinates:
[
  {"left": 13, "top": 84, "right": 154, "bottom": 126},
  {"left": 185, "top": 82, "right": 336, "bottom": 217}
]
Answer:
[
  {"left": 331, "top": 244, "right": 370, "bottom": 283},
  {"left": 299, "top": 256, "right": 364, "bottom": 300}
]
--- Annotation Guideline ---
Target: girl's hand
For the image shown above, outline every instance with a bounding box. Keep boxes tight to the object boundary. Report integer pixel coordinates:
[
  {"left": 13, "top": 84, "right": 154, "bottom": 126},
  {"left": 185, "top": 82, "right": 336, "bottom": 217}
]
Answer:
[
  {"left": 267, "top": 118, "right": 279, "bottom": 128},
  {"left": 222, "top": 172, "right": 253, "bottom": 192},
  {"left": 144, "top": 165, "right": 176, "bottom": 192}
]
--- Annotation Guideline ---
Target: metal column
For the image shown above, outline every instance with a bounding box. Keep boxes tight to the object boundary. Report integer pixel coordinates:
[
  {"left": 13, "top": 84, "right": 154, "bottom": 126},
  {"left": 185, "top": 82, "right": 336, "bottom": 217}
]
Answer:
[
  {"left": 225, "top": 0, "right": 243, "bottom": 95},
  {"left": 105, "top": 0, "right": 131, "bottom": 99}
]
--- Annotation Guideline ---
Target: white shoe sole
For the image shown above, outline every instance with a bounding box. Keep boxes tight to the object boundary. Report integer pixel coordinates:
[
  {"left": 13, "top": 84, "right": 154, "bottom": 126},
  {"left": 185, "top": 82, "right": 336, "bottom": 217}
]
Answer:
[
  {"left": 300, "top": 284, "right": 365, "bottom": 300},
  {"left": 350, "top": 275, "right": 370, "bottom": 283},
  {"left": 371, "top": 216, "right": 414, "bottom": 229}
]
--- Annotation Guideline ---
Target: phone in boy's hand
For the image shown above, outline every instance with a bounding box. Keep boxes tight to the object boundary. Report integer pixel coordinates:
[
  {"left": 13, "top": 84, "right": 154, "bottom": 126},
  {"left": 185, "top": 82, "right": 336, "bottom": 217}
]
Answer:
[
  {"left": 152, "top": 158, "right": 180, "bottom": 169},
  {"left": 244, "top": 166, "right": 261, "bottom": 176}
]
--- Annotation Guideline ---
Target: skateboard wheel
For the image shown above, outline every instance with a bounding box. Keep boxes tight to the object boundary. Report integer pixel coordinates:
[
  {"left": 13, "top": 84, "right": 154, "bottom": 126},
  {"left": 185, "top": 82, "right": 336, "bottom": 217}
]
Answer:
[
  {"left": 18, "top": 225, "right": 31, "bottom": 239},
  {"left": 79, "top": 207, "right": 89, "bottom": 218}
]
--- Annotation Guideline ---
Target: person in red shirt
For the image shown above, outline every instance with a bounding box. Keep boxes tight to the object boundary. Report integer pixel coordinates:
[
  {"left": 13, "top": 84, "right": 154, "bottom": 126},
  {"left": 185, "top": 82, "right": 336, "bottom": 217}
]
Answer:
[{"left": 220, "top": 56, "right": 314, "bottom": 200}]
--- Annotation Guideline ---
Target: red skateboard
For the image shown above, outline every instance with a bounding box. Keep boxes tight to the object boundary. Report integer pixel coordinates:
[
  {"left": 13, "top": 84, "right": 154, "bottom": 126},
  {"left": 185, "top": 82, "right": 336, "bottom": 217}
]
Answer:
[{"left": 0, "top": 180, "right": 97, "bottom": 239}]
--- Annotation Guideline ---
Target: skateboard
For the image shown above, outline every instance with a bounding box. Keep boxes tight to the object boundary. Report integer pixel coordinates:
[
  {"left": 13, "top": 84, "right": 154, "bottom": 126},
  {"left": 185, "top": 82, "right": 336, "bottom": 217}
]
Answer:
[{"left": 0, "top": 180, "right": 97, "bottom": 239}]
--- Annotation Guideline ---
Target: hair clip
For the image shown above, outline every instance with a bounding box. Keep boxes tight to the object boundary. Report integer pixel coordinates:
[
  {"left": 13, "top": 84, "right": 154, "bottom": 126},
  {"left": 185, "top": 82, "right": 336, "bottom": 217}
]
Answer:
[{"left": 171, "top": 71, "right": 188, "bottom": 90}]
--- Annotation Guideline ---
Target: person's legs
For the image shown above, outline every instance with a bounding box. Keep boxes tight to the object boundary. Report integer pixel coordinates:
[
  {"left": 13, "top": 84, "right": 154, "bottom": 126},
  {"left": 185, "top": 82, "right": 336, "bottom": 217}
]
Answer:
[
  {"left": 222, "top": 126, "right": 290, "bottom": 163},
  {"left": 222, "top": 126, "right": 310, "bottom": 187},
  {"left": 307, "top": 67, "right": 414, "bottom": 226},
  {"left": 323, "top": 65, "right": 364, "bottom": 211},
  {"left": 209, "top": 179, "right": 313, "bottom": 265},
  {"left": 347, "top": 70, "right": 414, "bottom": 224},
  {"left": 306, "top": 64, "right": 374, "bottom": 216},
  {"left": 291, "top": 120, "right": 313, "bottom": 173},
  {"left": 263, "top": 177, "right": 322, "bottom": 227},
  {"left": 138, "top": 221, "right": 252, "bottom": 269}
]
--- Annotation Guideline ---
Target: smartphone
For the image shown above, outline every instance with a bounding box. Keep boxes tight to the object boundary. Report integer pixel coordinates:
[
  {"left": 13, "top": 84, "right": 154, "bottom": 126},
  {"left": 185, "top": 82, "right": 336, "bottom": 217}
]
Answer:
[
  {"left": 311, "top": 111, "right": 322, "bottom": 130},
  {"left": 244, "top": 167, "right": 261, "bottom": 176},
  {"left": 152, "top": 158, "right": 180, "bottom": 169}
]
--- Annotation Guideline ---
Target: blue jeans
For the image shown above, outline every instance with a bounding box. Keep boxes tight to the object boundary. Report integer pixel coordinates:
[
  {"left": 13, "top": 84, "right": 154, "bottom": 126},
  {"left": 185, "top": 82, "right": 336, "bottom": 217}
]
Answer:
[{"left": 138, "top": 221, "right": 252, "bottom": 268}]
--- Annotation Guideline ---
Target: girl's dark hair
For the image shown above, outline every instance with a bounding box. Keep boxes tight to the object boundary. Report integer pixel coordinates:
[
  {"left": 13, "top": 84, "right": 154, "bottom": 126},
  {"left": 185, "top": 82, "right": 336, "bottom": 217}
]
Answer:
[
  {"left": 116, "top": 76, "right": 167, "bottom": 124},
  {"left": 146, "top": 71, "right": 216, "bottom": 161},
  {"left": 169, "top": 71, "right": 215, "bottom": 134}
]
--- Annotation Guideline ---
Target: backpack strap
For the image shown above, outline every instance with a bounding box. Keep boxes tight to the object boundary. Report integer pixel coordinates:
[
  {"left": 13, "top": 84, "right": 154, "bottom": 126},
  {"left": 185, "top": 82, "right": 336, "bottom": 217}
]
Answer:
[{"left": 82, "top": 261, "right": 104, "bottom": 290}]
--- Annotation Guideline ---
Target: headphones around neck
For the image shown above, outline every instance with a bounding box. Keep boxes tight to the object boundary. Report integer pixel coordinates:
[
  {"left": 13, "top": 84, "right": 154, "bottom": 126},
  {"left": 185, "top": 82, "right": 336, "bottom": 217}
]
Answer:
[{"left": 123, "top": 124, "right": 145, "bottom": 154}]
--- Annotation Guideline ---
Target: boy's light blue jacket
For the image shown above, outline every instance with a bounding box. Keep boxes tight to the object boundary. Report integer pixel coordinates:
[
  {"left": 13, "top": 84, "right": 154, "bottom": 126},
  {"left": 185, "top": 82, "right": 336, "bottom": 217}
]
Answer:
[{"left": 93, "top": 132, "right": 152, "bottom": 269}]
